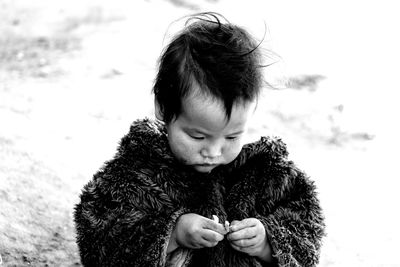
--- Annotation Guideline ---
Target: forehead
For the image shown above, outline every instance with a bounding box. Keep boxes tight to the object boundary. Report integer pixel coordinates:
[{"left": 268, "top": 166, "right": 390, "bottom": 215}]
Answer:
[{"left": 179, "top": 92, "right": 255, "bottom": 133}]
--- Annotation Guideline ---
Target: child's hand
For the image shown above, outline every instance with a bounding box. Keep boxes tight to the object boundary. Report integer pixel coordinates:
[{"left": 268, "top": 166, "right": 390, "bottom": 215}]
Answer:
[
  {"left": 172, "top": 213, "right": 227, "bottom": 250},
  {"left": 227, "top": 218, "right": 272, "bottom": 261}
]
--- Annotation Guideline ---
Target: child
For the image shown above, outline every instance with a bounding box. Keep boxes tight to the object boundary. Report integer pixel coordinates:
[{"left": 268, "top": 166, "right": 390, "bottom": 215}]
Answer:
[{"left": 74, "top": 12, "right": 325, "bottom": 267}]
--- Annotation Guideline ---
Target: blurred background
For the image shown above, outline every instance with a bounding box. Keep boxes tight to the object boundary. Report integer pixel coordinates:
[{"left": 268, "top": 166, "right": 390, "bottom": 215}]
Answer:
[{"left": 1, "top": 0, "right": 399, "bottom": 266}]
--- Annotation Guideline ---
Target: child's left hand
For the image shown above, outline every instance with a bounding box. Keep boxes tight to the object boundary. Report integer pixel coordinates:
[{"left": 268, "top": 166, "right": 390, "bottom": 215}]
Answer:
[{"left": 227, "top": 218, "right": 271, "bottom": 261}]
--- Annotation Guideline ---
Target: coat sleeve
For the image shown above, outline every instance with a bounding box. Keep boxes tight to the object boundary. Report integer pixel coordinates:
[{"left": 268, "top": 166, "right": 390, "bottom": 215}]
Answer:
[
  {"left": 73, "top": 162, "right": 190, "bottom": 267},
  {"left": 256, "top": 159, "right": 325, "bottom": 267}
]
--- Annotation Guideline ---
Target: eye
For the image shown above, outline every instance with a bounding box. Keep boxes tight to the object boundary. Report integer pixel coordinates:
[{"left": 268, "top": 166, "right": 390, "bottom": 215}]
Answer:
[
  {"left": 226, "top": 136, "right": 238, "bottom": 141},
  {"left": 190, "top": 135, "right": 205, "bottom": 140}
]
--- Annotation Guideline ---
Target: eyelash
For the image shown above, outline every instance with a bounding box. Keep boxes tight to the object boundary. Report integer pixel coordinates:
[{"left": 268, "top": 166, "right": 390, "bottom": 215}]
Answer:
[
  {"left": 190, "top": 135, "right": 205, "bottom": 140},
  {"left": 190, "top": 135, "right": 238, "bottom": 141}
]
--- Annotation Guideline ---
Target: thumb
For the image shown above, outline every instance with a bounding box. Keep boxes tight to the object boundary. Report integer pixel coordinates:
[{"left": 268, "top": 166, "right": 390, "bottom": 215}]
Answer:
[{"left": 204, "top": 218, "right": 227, "bottom": 235}]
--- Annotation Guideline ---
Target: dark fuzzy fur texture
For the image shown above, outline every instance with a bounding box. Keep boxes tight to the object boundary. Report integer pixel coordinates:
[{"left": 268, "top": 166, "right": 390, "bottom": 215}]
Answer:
[{"left": 74, "top": 118, "right": 325, "bottom": 267}]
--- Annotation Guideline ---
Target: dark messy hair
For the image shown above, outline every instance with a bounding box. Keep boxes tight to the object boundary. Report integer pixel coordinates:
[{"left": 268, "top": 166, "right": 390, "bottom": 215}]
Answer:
[{"left": 153, "top": 12, "right": 264, "bottom": 123}]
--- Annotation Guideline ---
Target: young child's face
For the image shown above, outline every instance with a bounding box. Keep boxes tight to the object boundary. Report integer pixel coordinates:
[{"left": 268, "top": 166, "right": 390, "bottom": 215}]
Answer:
[{"left": 164, "top": 90, "right": 256, "bottom": 173}]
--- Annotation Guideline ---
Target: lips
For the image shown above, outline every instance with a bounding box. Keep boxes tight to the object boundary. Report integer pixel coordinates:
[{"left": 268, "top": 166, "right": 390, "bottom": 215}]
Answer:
[
  {"left": 198, "top": 163, "right": 218, "bottom": 166},
  {"left": 194, "top": 163, "right": 219, "bottom": 169},
  {"left": 193, "top": 163, "right": 219, "bottom": 173}
]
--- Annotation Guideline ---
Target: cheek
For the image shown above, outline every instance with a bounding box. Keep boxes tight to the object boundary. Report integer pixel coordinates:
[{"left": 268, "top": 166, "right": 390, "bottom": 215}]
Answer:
[
  {"left": 168, "top": 133, "right": 198, "bottom": 162},
  {"left": 224, "top": 141, "right": 244, "bottom": 161}
]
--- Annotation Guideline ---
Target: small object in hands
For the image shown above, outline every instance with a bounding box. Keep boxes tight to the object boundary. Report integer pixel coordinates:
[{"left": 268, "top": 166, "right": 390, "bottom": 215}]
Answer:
[
  {"left": 212, "top": 215, "right": 230, "bottom": 233},
  {"left": 224, "top": 220, "right": 230, "bottom": 232},
  {"left": 212, "top": 215, "right": 219, "bottom": 223}
]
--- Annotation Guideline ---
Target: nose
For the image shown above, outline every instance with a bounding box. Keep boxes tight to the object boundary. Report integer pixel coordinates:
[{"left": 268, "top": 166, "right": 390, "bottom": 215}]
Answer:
[{"left": 201, "top": 140, "right": 223, "bottom": 159}]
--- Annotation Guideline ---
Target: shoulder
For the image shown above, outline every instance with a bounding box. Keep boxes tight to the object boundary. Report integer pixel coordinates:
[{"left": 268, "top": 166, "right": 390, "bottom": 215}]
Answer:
[
  {"left": 117, "top": 118, "right": 168, "bottom": 157},
  {"left": 249, "top": 137, "right": 316, "bottom": 192},
  {"left": 231, "top": 136, "right": 305, "bottom": 187},
  {"left": 95, "top": 118, "right": 169, "bottom": 182},
  {"left": 250, "top": 136, "right": 288, "bottom": 158},
  {"left": 234, "top": 136, "right": 289, "bottom": 167},
  {"left": 120, "top": 118, "right": 166, "bottom": 146},
  {"left": 129, "top": 117, "right": 166, "bottom": 136},
  {"left": 86, "top": 119, "right": 169, "bottom": 196}
]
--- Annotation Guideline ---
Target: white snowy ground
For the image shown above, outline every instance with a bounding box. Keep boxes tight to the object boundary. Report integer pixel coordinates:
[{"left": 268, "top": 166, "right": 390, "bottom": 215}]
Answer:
[{"left": 1, "top": 0, "right": 399, "bottom": 266}]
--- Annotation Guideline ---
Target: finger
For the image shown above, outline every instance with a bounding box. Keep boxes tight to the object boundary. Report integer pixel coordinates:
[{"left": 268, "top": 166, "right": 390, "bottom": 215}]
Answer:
[
  {"left": 230, "top": 220, "right": 240, "bottom": 225},
  {"left": 200, "top": 237, "right": 219, "bottom": 248},
  {"left": 228, "top": 226, "right": 257, "bottom": 241},
  {"left": 230, "top": 242, "right": 261, "bottom": 256},
  {"left": 230, "top": 237, "right": 257, "bottom": 248},
  {"left": 202, "top": 229, "right": 225, "bottom": 242},
  {"left": 229, "top": 218, "right": 257, "bottom": 232},
  {"left": 230, "top": 242, "right": 255, "bottom": 253},
  {"left": 197, "top": 230, "right": 224, "bottom": 248},
  {"left": 186, "top": 233, "right": 218, "bottom": 249},
  {"left": 204, "top": 218, "right": 228, "bottom": 235}
]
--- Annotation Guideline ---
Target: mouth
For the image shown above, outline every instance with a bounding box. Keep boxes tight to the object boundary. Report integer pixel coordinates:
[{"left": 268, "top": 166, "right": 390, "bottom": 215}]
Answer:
[
  {"left": 197, "top": 163, "right": 218, "bottom": 167},
  {"left": 193, "top": 163, "right": 219, "bottom": 173}
]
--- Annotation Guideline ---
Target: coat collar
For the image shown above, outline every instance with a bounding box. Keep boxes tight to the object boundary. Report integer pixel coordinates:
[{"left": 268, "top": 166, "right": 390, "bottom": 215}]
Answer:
[{"left": 129, "top": 118, "right": 288, "bottom": 174}]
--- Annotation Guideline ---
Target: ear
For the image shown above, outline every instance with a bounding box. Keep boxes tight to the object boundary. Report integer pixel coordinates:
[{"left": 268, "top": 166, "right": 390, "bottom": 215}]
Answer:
[{"left": 154, "top": 97, "right": 163, "bottom": 121}]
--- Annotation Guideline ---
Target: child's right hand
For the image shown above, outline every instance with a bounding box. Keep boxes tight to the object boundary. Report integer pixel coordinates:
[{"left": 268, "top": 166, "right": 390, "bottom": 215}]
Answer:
[{"left": 172, "top": 213, "right": 227, "bottom": 249}]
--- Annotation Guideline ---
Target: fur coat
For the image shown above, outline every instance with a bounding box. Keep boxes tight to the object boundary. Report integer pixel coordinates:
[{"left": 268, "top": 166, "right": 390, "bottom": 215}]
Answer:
[{"left": 74, "top": 118, "right": 325, "bottom": 267}]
